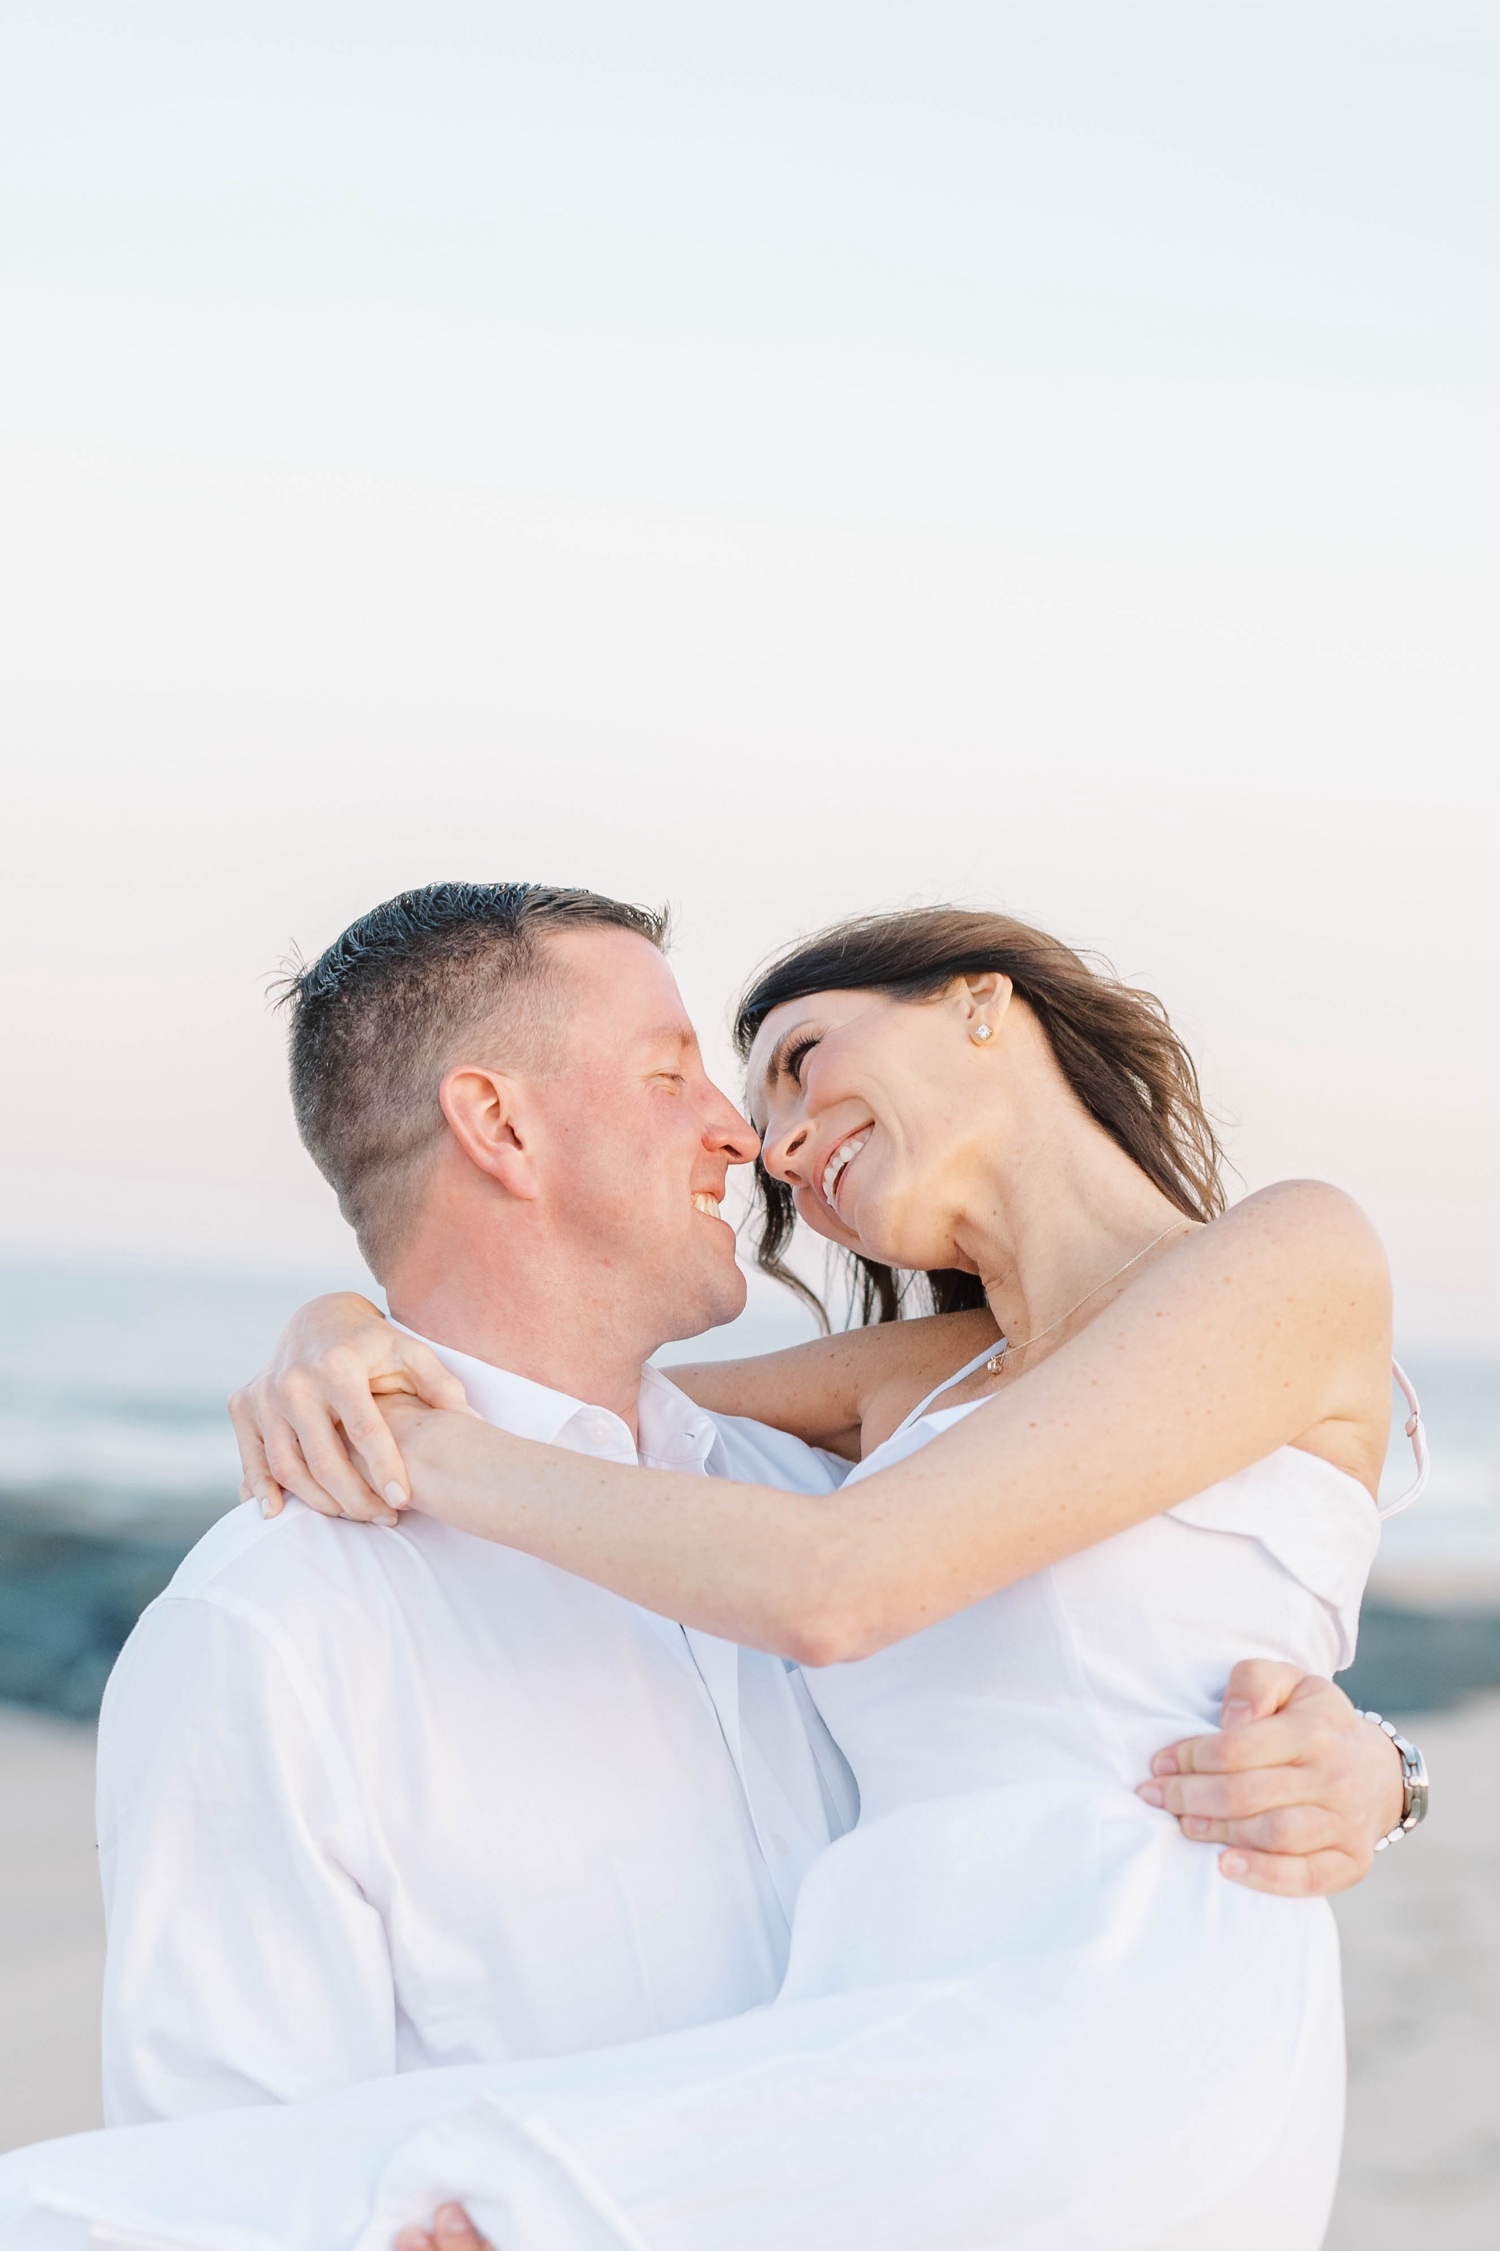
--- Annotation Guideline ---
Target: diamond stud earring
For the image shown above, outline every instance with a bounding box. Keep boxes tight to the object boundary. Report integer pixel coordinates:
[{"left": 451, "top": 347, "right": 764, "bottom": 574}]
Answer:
[{"left": 971, "top": 1024, "right": 993, "bottom": 1043}]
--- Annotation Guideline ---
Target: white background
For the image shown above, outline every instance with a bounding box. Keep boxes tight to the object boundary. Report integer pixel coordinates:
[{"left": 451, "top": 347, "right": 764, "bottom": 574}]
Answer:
[{"left": 2, "top": 0, "right": 1495, "bottom": 1350}]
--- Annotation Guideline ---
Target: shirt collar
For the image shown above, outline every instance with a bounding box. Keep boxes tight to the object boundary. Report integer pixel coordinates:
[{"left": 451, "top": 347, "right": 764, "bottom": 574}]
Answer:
[{"left": 391, "top": 1322, "right": 717, "bottom": 1476}]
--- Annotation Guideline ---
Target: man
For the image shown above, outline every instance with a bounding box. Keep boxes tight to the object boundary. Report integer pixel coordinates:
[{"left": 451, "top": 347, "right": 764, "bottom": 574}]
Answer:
[{"left": 98, "top": 881, "right": 1407, "bottom": 2126}]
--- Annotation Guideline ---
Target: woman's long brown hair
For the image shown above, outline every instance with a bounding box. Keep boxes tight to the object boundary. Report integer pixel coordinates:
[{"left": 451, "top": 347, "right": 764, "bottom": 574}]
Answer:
[{"left": 733, "top": 905, "right": 1227, "bottom": 1330}]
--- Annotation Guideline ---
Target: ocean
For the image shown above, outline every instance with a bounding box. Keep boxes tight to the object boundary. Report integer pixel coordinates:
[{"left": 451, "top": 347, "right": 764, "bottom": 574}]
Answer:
[{"left": 1, "top": 1257, "right": 1496, "bottom": 1717}]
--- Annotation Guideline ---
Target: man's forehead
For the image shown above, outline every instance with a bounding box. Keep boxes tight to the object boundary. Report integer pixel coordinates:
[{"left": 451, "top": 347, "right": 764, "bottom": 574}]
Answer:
[{"left": 545, "top": 925, "right": 697, "bottom": 1040}]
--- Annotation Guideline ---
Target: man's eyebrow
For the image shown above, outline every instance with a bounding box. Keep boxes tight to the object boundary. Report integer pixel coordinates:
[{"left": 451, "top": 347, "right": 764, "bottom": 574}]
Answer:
[{"left": 637, "top": 1022, "right": 698, "bottom": 1050}]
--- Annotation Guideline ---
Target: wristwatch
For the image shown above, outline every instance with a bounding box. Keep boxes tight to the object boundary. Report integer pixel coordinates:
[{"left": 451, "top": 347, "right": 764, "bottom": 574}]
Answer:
[{"left": 1358, "top": 1711, "right": 1430, "bottom": 1850}]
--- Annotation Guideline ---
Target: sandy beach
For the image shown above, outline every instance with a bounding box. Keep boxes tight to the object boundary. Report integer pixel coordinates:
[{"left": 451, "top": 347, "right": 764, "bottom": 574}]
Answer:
[{"left": 2, "top": 1695, "right": 1497, "bottom": 2245}]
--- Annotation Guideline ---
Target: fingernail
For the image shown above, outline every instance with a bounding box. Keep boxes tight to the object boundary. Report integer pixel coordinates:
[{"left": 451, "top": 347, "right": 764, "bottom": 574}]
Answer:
[
  {"left": 259, "top": 1494, "right": 275, "bottom": 1519},
  {"left": 1184, "top": 1816, "right": 1211, "bottom": 1840},
  {"left": 394, "top": 2233, "right": 429, "bottom": 2251},
  {"left": 1135, "top": 1782, "right": 1164, "bottom": 1808},
  {"left": 1221, "top": 1698, "right": 1253, "bottom": 1727},
  {"left": 434, "top": 2211, "right": 469, "bottom": 2238},
  {"left": 385, "top": 1483, "right": 409, "bottom": 1507},
  {"left": 1151, "top": 1750, "right": 1178, "bottom": 1777},
  {"left": 1220, "top": 1852, "right": 1248, "bottom": 1878}
]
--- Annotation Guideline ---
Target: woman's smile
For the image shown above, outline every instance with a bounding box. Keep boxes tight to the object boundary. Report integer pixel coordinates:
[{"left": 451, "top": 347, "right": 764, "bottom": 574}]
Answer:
[{"left": 820, "top": 1125, "right": 873, "bottom": 1214}]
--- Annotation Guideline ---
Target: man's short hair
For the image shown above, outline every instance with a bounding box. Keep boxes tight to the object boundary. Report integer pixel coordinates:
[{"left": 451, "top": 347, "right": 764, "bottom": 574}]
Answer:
[{"left": 279, "top": 882, "right": 669, "bottom": 1273}]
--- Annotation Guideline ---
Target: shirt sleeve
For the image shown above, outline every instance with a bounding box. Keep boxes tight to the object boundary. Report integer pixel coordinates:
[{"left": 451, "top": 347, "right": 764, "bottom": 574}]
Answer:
[{"left": 96, "top": 1593, "right": 396, "bottom": 2124}]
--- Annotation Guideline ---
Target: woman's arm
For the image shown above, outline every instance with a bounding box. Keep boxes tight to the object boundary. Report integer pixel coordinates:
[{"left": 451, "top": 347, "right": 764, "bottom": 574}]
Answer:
[
  {"left": 228, "top": 1294, "right": 471, "bottom": 1523},
  {"left": 229, "top": 1288, "right": 998, "bottom": 1506},
  {"left": 385, "top": 1182, "right": 1391, "bottom": 1667},
  {"left": 666, "top": 1309, "right": 1000, "bottom": 1458}
]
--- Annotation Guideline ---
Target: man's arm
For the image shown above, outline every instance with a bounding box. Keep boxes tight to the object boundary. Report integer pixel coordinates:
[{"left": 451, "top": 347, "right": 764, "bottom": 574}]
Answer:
[
  {"left": 98, "top": 1593, "right": 396, "bottom": 2122},
  {"left": 1138, "top": 1660, "right": 1406, "bottom": 1896}
]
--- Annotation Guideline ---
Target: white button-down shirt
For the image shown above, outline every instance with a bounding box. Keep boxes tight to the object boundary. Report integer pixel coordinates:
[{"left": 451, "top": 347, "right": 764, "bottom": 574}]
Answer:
[{"left": 97, "top": 1343, "right": 855, "bottom": 2126}]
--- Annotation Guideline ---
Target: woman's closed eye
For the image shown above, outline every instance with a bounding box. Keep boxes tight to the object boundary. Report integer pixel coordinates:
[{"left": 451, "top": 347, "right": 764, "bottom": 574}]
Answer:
[{"left": 782, "top": 1033, "right": 821, "bottom": 1087}]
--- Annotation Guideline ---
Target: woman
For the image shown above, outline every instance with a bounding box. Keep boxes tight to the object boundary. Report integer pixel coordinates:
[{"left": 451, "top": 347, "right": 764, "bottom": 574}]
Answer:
[{"left": 1, "top": 907, "right": 1418, "bottom": 2250}]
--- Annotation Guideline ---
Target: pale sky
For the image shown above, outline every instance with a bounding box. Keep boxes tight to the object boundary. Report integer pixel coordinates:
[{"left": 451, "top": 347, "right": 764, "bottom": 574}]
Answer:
[{"left": 2, "top": 1, "right": 1495, "bottom": 1353}]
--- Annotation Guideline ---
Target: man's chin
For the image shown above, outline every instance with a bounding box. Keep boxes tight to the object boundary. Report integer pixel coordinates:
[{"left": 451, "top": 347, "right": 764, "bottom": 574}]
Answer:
[{"left": 658, "top": 1262, "right": 747, "bottom": 1348}]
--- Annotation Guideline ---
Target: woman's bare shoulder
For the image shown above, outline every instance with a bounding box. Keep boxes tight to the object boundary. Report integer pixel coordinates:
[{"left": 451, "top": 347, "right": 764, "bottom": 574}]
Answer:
[{"left": 1206, "top": 1180, "right": 1391, "bottom": 1308}]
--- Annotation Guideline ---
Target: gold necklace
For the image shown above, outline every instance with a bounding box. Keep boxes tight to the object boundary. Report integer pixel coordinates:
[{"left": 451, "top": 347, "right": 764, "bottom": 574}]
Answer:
[{"left": 984, "top": 1220, "right": 1193, "bottom": 1378}]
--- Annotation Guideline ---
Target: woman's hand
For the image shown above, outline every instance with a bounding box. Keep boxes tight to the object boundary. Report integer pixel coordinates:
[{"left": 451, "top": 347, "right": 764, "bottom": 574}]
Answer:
[
  {"left": 228, "top": 1292, "right": 471, "bottom": 1526},
  {"left": 1139, "top": 1661, "right": 1405, "bottom": 1896}
]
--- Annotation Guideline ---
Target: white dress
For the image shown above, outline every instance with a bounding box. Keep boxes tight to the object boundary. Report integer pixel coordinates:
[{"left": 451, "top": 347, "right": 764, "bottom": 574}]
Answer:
[{"left": 0, "top": 1359, "right": 1415, "bottom": 2251}]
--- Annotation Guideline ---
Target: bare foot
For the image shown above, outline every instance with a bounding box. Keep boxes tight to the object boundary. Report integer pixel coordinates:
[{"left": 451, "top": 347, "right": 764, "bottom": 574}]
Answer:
[{"left": 394, "top": 2202, "right": 494, "bottom": 2251}]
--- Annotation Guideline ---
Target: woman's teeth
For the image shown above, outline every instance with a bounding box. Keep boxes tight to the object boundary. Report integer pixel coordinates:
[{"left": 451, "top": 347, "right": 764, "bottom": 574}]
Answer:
[
  {"left": 692, "top": 1193, "right": 723, "bottom": 1218},
  {"left": 821, "top": 1130, "right": 871, "bottom": 1208}
]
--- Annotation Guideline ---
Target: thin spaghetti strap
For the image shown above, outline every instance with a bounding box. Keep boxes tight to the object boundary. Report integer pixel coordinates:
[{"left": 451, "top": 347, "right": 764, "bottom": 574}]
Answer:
[
  {"left": 1378, "top": 1361, "right": 1429, "bottom": 1519},
  {"left": 894, "top": 1341, "right": 1004, "bottom": 1438}
]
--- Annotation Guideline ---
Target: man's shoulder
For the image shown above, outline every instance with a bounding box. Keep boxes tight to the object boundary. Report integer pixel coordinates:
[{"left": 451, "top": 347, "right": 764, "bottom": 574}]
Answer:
[
  {"left": 705, "top": 1412, "right": 852, "bottom": 1494},
  {"left": 150, "top": 1497, "right": 454, "bottom": 1632}
]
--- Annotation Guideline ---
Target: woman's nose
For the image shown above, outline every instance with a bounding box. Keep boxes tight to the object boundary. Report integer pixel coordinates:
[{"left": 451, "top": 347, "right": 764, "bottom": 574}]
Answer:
[{"left": 760, "top": 1119, "right": 810, "bottom": 1182}]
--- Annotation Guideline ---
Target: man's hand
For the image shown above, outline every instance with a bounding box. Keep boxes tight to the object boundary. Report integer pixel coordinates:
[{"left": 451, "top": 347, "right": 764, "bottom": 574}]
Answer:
[
  {"left": 228, "top": 1292, "right": 470, "bottom": 1527},
  {"left": 396, "top": 2205, "right": 493, "bottom": 2251},
  {"left": 1138, "top": 1661, "right": 1404, "bottom": 1895}
]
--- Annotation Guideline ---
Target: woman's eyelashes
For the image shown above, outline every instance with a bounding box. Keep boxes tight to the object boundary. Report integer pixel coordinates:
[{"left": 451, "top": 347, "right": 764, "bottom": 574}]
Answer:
[{"left": 783, "top": 1033, "right": 820, "bottom": 1087}]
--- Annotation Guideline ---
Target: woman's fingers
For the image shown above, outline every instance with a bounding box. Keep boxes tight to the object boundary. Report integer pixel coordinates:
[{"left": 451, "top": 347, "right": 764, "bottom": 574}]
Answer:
[
  {"left": 227, "top": 1321, "right": 468, "bottom": 1527},
  {"left": 278, "top": 1365, "right": 402, "bottom": 1522},
  {"left": 226, "top": 1389, "right": 285, "bottom": 1517},
  {"left": 379, "top": 1336, "right": 471, "bottom": 1415},
  {"left": 261, "top": 1403, "right": 397, "bottom": 1526}
]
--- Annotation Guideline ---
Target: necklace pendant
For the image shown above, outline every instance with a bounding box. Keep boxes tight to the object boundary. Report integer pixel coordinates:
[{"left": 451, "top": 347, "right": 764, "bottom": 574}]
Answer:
[{"left": 985, "top": 1347, "right": 1008, "bottom": 1377}]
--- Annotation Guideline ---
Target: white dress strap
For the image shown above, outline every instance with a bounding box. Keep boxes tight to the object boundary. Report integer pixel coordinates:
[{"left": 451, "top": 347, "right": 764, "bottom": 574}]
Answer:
[
  {"left": 889, "top": 1346, "right": 1427, "bottom": 1515},
  {"left": 894, "top": 1340, "right": 1003, "bottom": 1439},
  {"left": 1379, "top": 1360, "right": 1429, "bottom": 1519}
]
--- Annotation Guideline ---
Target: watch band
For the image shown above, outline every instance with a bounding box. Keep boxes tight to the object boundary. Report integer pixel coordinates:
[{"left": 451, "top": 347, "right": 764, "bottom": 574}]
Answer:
[{"left": 1358, "top": 1710, "right": 1429, "bottom": 1849}]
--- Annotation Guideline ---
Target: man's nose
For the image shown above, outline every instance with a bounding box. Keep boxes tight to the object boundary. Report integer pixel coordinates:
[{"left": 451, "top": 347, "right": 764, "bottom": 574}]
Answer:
[{"left": 701, "top": 1082, "right": 761, "bottom": 1164}]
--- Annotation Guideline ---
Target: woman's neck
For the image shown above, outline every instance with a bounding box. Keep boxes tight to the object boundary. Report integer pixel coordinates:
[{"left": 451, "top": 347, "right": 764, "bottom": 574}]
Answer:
[{"left": 956, "top": 1119, "right": 1194, "bottom": 1365}]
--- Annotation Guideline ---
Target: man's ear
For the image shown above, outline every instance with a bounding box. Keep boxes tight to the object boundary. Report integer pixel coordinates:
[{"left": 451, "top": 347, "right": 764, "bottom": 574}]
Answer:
[{"left": 438, "top": 1067, "right": 541, "bottom": 1199}]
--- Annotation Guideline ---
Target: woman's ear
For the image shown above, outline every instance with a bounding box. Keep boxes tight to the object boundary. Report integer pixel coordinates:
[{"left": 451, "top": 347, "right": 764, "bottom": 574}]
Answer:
[
  {"left": 438, "top": 1067, "right": 540, "bottom": 1198},
  {"left": 958, "top": 972, "right": 1014, "bottom": 1042}
]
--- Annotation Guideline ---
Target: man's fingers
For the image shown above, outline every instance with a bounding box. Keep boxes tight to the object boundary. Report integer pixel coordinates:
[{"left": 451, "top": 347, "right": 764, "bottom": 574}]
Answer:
[
  {"left": 432, "top": 2206, "right": 494, "bottom": 2250},
  {"left": 1139, "top": 1764, "right": 1325, "bottom": 1822},
  {"left": 1218, "top": 1845, "right": 1366, "bottom": 1897},
  {"left": 1218, "top": 1658, "right": 1304, "bottom": 1727},
  {"left": 1179, "top": 1805, "right": 1341, "bottom": 1854},
  {"left": 1151, "top": 1706, "right": 1320, "bottom": 1778}
]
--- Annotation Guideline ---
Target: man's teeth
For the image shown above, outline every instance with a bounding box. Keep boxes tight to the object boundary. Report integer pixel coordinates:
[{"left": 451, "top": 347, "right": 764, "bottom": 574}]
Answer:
[
  {"left": 821, "top": 1130, "right": 871, "bottom": 1207},
  {"left": 692, "top": 1193, "right": 723, "bottom": 1218}
]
